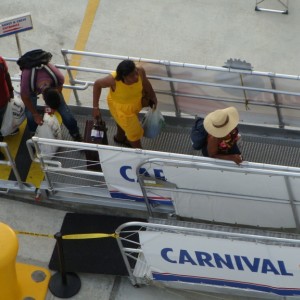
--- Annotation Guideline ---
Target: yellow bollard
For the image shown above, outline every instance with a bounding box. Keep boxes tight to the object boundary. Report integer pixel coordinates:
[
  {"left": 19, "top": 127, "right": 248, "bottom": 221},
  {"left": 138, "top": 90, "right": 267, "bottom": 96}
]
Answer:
[
  {"left": 0, "top": 222, "right": 51, "bottom": 300},
  {"left": 0, "top": 222, "right": 21, "bottom": 300}
]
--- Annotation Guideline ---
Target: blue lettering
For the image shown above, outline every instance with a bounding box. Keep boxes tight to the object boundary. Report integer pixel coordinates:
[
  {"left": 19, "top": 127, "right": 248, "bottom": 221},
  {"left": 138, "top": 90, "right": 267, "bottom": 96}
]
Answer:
[
  {"left": 139, "top": 168, "right": 151, "bottom": 177},
  {"left": 195, "top": 251, "right": 215, "bottom": 267},
  {"left": 234, "top": 255, "right": 244, "bottom": 270},
  {"left": 161, "top": 248, "right": 177, "bottom": 263},
  {"left": 261, "top": 259, "right": 280, "bottom": 275},
  {"left": 278, "top": 260, "right": 293, "bottom": 276},
  {"left": 160, "top": 249, "right": 294, "bottom": 277},
  {"left": 120, "top": 166, "right": 166, "bottom": 182},
  {"left": 213, "top": 253, "right": 234, "bottom": 269},
  {"left": 120, "top": 166, "right": 134, "bottom": 182},
  {"left": 154, "top": 169, "right": 166, "bottom": 181},
  {"left": 241, "top": 256, "right": 260, "bottom": 272},
  {"left": 179, "top": 250, "right": 197, "bottom": 265}
]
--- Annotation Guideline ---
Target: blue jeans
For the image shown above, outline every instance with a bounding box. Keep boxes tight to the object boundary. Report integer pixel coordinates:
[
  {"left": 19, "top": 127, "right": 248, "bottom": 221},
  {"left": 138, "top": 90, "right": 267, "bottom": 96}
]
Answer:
[{"left": 25, "top": 94, "right": 79, "bottom": 136}]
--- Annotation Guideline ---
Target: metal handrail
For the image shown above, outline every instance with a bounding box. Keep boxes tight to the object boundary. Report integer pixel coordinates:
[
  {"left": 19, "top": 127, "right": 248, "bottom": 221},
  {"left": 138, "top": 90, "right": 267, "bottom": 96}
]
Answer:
[
  {"left": 60, "top": 49, "right": 300, "bottom": 80},
  {"left": 136, "top": 157, "right": 300, "bottom": 226},
  {"left": 115, "top": 220, "right": 300, "bottom": 286},
  {"left": 0, "top": 142, "right": 24, "bottom": 189}
]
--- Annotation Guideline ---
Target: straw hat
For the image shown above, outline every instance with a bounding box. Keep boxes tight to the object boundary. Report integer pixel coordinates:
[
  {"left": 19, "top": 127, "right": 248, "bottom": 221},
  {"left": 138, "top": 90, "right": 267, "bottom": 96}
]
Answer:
[{"left": 204, "top": 107, "right": 239, "bottom": 138}]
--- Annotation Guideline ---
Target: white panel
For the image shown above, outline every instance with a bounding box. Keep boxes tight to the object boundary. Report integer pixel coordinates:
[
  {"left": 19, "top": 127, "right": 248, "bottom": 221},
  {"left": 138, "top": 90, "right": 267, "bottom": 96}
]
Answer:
[
  {"left": 139, "top": 231, "right": 300, "bottom": 297},
  {"left": 172, "top": 192, "right": 295, "bottom": 228}
]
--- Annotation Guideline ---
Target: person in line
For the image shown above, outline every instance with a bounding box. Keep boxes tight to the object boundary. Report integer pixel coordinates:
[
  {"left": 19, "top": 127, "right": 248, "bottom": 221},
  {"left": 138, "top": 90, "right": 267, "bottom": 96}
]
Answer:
[
  {"left": 0, "top": 56, "right": 15, "bottom": 160},
  {"left": 92, "top": 59, "right": 157, "bottom": 148},
  {"left": 202, "top": 106, "right": 243, "bottom": 165},
  {"left": 20, "top": 60, "right": 82, "bottom": 141}
]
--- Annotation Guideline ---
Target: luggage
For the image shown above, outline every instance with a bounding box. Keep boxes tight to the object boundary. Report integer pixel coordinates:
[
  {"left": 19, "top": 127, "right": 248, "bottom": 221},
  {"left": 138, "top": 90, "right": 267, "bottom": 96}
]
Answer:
[
  {"left": 83, "top": 119, "right": 108, "bottom": 171},
  {"left": 142, "top": 108, "right": 165, "bottom": 139},
  {"left": 190, "top": 117, "right": 208, "bottom": 150},
  {"left": 1, "top": 96, "right": 26, "bottom": 136},
  {"left": 35, "top": 113, "right": 62, "bottom": 159}
]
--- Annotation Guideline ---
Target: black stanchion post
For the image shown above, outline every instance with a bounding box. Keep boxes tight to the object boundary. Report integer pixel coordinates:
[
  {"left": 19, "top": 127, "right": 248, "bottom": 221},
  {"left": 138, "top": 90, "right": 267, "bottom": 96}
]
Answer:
[{"left": 48, "top": 232, "right": 81, "bottom": 298}]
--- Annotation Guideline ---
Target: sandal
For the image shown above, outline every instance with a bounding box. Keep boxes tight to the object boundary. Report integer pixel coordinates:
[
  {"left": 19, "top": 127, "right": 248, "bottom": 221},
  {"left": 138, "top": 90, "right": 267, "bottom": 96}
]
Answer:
[{"left": 113, "top": 135, "right": 131, "bottom": 147}]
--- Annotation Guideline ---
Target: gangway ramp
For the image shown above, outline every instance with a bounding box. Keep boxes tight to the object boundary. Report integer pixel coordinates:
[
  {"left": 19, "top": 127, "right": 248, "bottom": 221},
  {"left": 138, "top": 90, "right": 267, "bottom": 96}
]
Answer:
[{"left": 2, "top": 50, "right": 300, "bottom": 232}]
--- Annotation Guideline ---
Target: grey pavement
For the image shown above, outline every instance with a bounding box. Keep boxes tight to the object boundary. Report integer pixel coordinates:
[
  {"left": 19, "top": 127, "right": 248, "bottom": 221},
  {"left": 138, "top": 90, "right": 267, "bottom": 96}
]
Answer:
[{"left": 1, "top": 0, "right": 299, "bottom": 108}]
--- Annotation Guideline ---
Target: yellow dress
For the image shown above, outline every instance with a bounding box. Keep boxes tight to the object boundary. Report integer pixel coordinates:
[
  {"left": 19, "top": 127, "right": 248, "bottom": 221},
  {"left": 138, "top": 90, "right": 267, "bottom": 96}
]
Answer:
[{"left": 107, "top": 71, "right": 143, "bottom": 141}]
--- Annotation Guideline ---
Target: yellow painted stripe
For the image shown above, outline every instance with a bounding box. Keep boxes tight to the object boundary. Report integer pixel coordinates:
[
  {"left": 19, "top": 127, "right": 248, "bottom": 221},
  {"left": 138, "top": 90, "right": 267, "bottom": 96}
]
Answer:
[
  {"left": 63, "top": 0, "right": 101, "bottom": 102},
  {"left": 25, "top": 0, "right": 100, "bottom": 187},
  {"left": 0, "top": 120, "right": 27, "bottom": 180}
]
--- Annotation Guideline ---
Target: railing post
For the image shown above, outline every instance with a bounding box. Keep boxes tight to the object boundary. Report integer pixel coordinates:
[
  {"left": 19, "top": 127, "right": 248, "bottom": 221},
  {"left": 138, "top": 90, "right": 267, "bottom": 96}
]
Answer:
[
  {"left": 61, "top": 49, "right": 81, "bottom": 105},
  {"left": 1, "top": 142, "right": 24, "bottom": 190},
  {"left": 31, "top": 138, "right": 55, "bottom": 194}
]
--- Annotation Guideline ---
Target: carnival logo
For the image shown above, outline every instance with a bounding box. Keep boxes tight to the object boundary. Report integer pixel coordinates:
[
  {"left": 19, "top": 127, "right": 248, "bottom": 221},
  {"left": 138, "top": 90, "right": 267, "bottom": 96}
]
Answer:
[
  {"left": 120, "top": 165, "right": 166, "bottom": 182},
  {"left": 161, "top": 248, "right": 293, "bottom": 276}
]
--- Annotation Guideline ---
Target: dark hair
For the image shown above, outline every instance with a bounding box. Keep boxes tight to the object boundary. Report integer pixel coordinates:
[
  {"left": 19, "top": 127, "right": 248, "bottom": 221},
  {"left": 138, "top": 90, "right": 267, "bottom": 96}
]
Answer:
[
  {"left": 115, "top": 60, "right": 136, "bottom": 81},
  {"left": 43, "top": 87, "right": 61, "bottom": 109}
]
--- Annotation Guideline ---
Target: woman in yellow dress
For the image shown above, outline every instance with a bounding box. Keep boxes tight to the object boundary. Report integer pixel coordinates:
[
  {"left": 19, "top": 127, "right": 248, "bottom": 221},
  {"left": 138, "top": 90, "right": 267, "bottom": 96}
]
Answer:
[{"left": 93, "top": 60, "right": 157, "bottom": 148}]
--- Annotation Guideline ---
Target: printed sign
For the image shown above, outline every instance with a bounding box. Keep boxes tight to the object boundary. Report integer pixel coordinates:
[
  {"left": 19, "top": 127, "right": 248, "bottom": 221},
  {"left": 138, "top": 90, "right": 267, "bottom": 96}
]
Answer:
[
  {"left": 0, "top": 13, "right": 33, "bottom": 38},
  {"left": 98, "top": 147, "right": 174, "bottom": 204},
  {"left": 139, "top": 231, "right": 300, "bottom": 296}
]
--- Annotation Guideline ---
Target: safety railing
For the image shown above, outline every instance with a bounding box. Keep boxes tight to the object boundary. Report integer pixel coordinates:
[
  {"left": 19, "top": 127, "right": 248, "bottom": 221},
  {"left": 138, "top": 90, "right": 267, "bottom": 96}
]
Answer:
[
  {"left": 0, "top": 142, "right": 34, "bottom": 192},
  {"left": 115, "top": 221, "right": 300, "bottom": 288},
  {"left": 5, "top": 51, "right": 300, "bottom": 129},
  {"left": 29, "top": 137, "right": 106, "bottom": 193},
  {"left": 25, "top": 136, "right": 300, "bottom": 229},
  {"left": 60, "top": 49, "right": 300, "bottom": 128},
  {"left": 136, "top": 157, "right": 300, "bottom": 229}
]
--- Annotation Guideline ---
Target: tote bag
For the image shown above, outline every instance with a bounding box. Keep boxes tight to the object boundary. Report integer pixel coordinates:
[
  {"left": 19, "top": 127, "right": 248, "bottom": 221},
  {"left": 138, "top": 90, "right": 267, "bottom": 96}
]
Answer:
[
  {"left": 1, "top": 96, "right": 25, "bottom": 136},
  {"left": 142, "top": 108, "right": 165, "bottom": 138},
  {"left": 34, "top": 113, "right": 62, "bottom": 158}
]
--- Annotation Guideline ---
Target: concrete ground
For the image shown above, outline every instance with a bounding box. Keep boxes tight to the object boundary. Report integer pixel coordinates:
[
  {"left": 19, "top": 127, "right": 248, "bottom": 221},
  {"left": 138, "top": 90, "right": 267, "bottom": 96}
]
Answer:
[
  {"left": 0, "top": 0, "right": 299, "bottom": 108},
  {"left": 0, "top": 0, "right": 298, "bottom": 299}
]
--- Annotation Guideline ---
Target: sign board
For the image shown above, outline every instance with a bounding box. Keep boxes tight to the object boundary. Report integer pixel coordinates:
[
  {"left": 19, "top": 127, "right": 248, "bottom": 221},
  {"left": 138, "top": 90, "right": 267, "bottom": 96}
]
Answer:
[
  {"left": 98, "top": 147, "right": 173, "bottom": 205},
  {"left": 139, "top": 231, "right": 300, "bottom": 296},
  {"left": 0, "top": 13, "right": 33, "bottom": 38}
]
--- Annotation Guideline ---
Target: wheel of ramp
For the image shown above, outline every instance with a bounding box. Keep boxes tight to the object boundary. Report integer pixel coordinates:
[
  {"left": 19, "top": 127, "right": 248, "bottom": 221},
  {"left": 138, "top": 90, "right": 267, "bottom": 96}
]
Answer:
[{"left": 0, "top": 222, "right": 51, "bottom": 300}]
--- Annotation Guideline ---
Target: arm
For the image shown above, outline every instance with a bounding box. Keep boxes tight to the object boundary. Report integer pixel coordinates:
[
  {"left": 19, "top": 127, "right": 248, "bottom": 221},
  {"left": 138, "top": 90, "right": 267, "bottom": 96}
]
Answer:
[
  {"left": 206, "top": 135, "right": 243, "bottom": 165},
  {"left": 92, "top": 74, "right": 115, "bottom": 119},
  {"left": 139, "top": 67, "right": 157, "bottom": 109},
  {"left": 21, "top": 93, "right": 43, "bottom": 125}
]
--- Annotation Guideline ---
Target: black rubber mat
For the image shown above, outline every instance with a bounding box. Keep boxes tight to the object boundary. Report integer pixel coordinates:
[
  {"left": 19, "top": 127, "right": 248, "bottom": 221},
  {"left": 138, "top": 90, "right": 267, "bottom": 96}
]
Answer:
[{"left": 49, "top": 213, "right": 146, "bottom": 275}]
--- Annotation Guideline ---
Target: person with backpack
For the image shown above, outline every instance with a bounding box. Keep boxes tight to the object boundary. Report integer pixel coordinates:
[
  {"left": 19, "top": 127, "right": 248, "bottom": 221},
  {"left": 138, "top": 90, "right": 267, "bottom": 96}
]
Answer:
[
  {"left": 18, "top": 50, "right": 82, "bottom": 141},
  {"left": 202, "top": 106, "right": 243, "bottom": 165},
  {"left": 0, "top": 56, "right": 15, "bottom": 160}
]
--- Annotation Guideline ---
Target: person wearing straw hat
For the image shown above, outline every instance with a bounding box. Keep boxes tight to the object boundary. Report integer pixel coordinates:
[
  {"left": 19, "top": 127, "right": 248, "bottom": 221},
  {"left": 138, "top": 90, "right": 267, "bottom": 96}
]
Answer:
[{"left": 203, "top": 106, "right": 243, "bottom": 165}]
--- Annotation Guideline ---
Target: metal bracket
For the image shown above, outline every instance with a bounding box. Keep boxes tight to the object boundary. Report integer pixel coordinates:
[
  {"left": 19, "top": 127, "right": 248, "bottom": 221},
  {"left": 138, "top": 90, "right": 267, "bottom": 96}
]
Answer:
[{"left": 255, "top": 0, "right": 288, "bottom": 14}]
